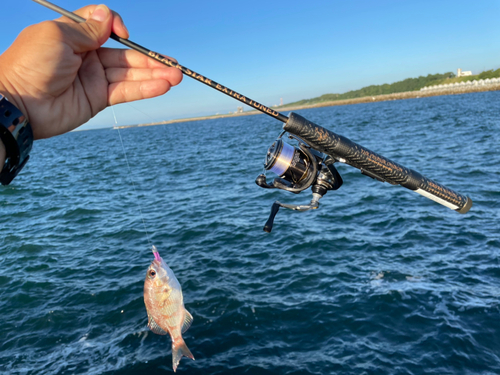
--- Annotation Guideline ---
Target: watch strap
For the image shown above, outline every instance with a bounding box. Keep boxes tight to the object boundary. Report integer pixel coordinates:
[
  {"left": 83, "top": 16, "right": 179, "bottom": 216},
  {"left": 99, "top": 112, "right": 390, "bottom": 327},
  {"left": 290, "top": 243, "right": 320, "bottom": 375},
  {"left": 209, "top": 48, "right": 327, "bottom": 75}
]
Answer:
[{"left": 0, "top": 96, "right": 33, "bottom": 185}]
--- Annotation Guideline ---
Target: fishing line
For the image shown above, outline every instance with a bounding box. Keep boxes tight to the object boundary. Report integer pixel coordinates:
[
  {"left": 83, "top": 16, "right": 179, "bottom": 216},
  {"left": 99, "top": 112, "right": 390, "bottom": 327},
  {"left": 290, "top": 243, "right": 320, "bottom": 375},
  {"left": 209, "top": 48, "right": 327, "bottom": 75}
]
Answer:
[
  {"left": 126, "top": 102, "right": 160, "bottom": 123},
  {"left": 112, "top": 106, "right": 153, "bottom": 247}
]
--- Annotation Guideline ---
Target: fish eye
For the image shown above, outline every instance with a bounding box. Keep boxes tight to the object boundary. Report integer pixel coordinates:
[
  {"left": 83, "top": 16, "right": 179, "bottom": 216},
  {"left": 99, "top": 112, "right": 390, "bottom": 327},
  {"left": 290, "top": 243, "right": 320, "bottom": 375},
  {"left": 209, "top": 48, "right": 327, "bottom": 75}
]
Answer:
[{"left": 149, "top": 270, "right": 156, "bottom": 278}]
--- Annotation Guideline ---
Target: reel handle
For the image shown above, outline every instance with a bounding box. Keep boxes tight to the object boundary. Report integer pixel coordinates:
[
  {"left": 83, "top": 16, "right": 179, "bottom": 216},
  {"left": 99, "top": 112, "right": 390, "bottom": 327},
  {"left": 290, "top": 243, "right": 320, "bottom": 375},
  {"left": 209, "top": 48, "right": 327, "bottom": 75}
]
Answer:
[
  {"left": 263, "top": 202, "right": 281, "bottom": 233},
  {"left": 263, "top": 198, "right": 321, "bottom": 233},
  {"left": 284, "top": 112, "right": 472, "bottom": 214}
]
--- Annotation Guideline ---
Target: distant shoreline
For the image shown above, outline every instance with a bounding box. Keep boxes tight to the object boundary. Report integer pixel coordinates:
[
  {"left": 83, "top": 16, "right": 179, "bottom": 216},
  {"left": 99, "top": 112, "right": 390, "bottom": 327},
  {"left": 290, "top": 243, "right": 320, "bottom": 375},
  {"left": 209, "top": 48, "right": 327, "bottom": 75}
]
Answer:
[{"left": 113, "top": 85, "right": 500, "bottom": 129}]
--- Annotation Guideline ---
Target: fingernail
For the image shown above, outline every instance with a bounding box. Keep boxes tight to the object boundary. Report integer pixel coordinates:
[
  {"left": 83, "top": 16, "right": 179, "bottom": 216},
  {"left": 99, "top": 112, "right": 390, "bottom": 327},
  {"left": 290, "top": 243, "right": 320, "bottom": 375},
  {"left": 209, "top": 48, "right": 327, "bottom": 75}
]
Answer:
[{"left": 90, "top": 5, "right": 109, "bottom": 22}]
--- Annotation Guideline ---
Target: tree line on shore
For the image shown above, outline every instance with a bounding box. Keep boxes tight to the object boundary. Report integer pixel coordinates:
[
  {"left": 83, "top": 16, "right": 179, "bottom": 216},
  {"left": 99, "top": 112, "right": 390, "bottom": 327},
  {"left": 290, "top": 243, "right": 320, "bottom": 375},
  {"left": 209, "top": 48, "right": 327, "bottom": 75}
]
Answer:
[{"left": 285, "top": 68, "right": 500, "bottom": 107}]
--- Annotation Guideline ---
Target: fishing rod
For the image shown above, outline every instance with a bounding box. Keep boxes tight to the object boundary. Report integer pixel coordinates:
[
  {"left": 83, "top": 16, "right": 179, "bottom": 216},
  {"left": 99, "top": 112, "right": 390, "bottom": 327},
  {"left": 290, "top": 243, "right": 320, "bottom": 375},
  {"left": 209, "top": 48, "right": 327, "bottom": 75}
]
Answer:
[
  {"left": 31, "top": 0, "right": 288, "bottom": 124},
  {"left": 32, "top": 0, "right": 472, "bottom": 232}
]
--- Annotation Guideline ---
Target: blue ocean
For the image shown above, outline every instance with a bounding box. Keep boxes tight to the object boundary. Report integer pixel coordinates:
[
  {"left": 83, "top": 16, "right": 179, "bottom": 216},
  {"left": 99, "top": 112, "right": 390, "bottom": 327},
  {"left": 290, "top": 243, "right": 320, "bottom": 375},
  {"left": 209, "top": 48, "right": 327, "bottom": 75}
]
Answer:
[{"left": 1, "top": 91, "right": 499, "bottom": 374}]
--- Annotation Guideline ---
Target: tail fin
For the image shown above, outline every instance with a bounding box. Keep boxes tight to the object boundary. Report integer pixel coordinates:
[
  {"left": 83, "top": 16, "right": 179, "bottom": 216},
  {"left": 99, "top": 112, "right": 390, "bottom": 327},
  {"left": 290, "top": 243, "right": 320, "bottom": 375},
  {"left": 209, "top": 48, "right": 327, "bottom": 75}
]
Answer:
[{"left": 172, "top": 338, "right": 194, "bottom": 372}]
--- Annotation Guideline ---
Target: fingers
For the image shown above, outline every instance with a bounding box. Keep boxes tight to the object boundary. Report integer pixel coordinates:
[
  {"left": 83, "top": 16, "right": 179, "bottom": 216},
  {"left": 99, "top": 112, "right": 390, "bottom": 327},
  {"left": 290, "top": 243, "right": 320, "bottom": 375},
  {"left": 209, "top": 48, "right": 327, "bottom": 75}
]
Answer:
[
  {"left": 98, "top": 48, "right": 179, "bottom": 69},
  {"left": 53, "top": 4, "right": 96, "bottom": 23},
  {"left": 51, "top": 4, "right": 110, "bottom": 53},
  {"left": 111, "top": 11, "right": 129, "bottom": 39},
  {"left": 106, "top": 68, "right": 183, "bottom": 86},
  {"left": 45, "top": 4, "right": 183, "bottom": 107},
  {"left": 108, "top": 80, "right": 172, "bottom": 106},
  {"left": 99, "top": 48, "right": 183, "bottom": 87},
  {"left": 55, "top": 4, "right": 129, "bottom": 39},
  {"left": 54, "top": 4, "right": 128, "bottom": 54},
  {"left": 102, "top": 49, "right": 183, "bottom": 105}
]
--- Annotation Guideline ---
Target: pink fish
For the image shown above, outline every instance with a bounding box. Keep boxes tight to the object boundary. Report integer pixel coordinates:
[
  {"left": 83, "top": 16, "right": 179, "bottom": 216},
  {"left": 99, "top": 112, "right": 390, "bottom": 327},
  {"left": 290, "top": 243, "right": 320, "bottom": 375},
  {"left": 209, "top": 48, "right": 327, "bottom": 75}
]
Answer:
[{"left": 144, "top": 245, "right": 194, "bottom": 372}]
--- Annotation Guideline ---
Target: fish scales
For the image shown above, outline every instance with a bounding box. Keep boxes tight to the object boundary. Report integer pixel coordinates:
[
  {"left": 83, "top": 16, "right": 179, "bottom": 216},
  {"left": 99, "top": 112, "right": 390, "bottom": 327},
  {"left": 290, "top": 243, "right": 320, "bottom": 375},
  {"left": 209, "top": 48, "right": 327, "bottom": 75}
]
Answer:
[{"left": 144, "top": 245, "right": 194, "bottom": 372}]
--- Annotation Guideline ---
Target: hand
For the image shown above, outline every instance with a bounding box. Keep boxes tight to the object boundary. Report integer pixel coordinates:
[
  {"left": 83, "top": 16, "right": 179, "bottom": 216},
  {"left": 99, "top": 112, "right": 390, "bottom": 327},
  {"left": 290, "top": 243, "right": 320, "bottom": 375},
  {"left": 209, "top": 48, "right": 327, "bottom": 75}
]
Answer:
[{"left": 0, "top": 4, "right": 182, "bottom": 141}]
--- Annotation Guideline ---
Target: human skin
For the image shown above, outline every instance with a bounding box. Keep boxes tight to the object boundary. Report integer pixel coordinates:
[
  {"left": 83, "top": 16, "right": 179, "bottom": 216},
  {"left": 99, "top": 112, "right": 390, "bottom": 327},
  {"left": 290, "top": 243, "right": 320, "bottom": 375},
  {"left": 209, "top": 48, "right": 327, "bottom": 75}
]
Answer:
[{"left": 0, "top": 4, "right": 182, "bottom": 171}]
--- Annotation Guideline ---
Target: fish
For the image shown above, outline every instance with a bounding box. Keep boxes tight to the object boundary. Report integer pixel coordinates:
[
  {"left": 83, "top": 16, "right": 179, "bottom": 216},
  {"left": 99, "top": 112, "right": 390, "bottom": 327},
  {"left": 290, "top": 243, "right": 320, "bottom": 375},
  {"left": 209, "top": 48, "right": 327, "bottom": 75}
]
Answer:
[{"left": 144, "top": 245, "right": 194, "bottom": 372}]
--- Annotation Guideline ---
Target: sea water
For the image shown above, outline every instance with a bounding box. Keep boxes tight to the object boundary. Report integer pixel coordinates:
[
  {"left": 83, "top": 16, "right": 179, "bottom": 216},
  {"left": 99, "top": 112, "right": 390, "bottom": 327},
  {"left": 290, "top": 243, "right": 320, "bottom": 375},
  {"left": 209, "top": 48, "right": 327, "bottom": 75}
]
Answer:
[{"left": 0, "top": 91, "right": 499, "bottom": 374}]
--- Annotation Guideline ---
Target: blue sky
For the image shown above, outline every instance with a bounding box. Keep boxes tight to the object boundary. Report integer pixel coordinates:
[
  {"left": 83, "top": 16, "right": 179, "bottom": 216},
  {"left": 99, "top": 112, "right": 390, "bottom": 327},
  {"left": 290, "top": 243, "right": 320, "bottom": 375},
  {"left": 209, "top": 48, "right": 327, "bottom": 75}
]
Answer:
[{"left": 2, "top": 0, "right": 500, "bottom": 129}]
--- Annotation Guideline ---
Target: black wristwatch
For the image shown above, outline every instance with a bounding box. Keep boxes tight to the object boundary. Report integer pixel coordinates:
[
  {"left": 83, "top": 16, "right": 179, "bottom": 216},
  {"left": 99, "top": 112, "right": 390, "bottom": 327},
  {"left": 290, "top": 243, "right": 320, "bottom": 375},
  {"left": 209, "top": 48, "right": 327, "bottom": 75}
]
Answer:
[{"left": 0, "top": 95, "right": 33, "bottom": 185}]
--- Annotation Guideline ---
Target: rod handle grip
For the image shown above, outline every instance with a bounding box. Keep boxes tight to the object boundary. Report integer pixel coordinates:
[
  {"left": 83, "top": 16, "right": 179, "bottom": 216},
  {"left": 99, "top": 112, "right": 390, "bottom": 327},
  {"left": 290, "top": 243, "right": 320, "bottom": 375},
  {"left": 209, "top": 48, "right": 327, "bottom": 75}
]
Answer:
[{"left": 283, "top": 112, "right": 472, "bottom": 214}]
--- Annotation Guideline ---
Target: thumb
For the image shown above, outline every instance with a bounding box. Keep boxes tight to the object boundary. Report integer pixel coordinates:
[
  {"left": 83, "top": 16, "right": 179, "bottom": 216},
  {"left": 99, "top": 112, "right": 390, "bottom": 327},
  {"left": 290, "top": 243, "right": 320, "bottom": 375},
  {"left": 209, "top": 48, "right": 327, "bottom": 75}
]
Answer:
[{"left": 73, "top": 4, "right": 113, "bottom": 53}]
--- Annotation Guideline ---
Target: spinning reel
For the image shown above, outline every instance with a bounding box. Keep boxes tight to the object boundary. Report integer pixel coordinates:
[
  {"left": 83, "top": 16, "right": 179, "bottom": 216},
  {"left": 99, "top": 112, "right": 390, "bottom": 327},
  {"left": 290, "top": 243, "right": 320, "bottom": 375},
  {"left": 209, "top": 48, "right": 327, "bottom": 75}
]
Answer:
[
  {"left": 254, "top": 112, "right": 472, "bottom": 233},
  {"left": 255, "top": 132, "right": 343, "bottom": 233}
]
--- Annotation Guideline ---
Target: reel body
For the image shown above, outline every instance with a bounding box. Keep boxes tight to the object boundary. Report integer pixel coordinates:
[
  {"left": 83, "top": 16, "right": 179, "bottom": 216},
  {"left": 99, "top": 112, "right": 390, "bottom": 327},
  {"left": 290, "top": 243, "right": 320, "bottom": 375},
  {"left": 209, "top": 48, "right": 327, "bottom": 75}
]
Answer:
[{"left": 255, "top": 133, "right": 342, "bottom": 232}]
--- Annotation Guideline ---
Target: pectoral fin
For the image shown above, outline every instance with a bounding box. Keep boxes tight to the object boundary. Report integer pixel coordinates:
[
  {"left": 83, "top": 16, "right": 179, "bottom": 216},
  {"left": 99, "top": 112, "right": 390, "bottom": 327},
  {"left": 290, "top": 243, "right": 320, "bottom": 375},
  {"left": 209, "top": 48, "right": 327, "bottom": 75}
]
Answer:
[
  {"left": 181, "top": 309, "right": 193, "bottom": 334},
  {"left": 147, "top": 313, "right": 168, "bottom": 335}
]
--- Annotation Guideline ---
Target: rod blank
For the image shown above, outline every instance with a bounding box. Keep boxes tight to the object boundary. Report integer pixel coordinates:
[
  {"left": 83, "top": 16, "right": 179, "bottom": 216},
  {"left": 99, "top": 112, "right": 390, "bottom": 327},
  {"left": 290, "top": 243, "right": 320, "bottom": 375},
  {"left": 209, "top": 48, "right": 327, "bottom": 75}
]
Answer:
[{"left": 31, "top": 0, "right": 289, "bottom": 123}]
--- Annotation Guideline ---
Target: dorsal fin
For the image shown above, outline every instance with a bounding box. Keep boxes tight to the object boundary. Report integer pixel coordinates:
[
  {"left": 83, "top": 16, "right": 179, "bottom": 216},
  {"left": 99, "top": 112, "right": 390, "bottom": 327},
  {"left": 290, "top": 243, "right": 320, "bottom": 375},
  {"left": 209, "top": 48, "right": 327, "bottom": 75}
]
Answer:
[
  {"left": 148, "top": 313, "right": 168, "bottom": 335},
  {"left": 181, "top": 309, "right": 193, "bottom": 334}
]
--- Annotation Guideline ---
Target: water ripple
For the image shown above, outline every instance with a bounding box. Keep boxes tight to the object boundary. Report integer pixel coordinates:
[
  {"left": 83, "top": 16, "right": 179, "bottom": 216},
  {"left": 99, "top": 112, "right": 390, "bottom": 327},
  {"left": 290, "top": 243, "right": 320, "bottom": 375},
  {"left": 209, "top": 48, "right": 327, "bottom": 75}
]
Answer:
[{"left": 1, "top": 92, "right": 499, "bottom": 374}]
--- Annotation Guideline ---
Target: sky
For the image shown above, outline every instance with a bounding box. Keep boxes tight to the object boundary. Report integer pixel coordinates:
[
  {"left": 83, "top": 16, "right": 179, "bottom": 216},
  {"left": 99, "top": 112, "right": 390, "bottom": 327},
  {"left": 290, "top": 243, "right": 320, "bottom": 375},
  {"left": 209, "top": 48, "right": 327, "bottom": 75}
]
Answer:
[{"left": 2, "top": 0, "right": 500, "bottom": 130}]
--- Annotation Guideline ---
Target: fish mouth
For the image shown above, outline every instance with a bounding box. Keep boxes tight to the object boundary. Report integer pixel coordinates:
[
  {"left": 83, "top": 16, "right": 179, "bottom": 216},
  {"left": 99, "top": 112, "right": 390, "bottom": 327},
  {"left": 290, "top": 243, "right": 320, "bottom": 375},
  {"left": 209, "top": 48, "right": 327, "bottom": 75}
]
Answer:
[{"left": 152, "top": 245, "right": 162, "bottom": 262}]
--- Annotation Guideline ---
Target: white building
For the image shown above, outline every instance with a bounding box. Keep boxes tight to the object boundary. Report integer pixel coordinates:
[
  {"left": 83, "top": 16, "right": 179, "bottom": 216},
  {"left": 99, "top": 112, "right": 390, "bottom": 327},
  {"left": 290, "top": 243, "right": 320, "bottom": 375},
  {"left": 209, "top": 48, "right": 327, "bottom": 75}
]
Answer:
[{"left": 457, "top": 68, "right": 472, "bottom": 77}]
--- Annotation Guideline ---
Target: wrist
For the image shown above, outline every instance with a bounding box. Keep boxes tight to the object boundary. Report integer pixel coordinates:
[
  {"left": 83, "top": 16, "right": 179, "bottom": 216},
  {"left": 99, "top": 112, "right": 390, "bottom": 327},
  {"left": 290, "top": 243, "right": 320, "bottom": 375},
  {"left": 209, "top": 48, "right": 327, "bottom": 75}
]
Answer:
[{"left": 0, "top": 74, "right": 29, "bottom": 124}]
